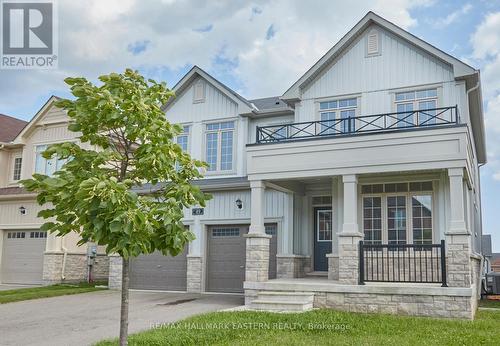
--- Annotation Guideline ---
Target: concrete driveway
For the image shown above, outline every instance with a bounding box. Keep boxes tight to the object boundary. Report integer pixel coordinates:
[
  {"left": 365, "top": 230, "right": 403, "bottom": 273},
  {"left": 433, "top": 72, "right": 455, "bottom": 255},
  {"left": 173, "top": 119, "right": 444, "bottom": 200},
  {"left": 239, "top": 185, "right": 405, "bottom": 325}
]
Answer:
[{"left": 0, "top": 290, "right": 243, "bottom": 346}]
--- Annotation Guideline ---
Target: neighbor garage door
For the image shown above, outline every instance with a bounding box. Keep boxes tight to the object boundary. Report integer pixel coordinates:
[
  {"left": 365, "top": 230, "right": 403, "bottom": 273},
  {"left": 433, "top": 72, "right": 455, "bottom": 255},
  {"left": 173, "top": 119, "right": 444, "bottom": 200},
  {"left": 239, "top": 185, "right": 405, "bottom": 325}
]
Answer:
[
  {"left": 1, "top": 230, "right": 47, "bottom": 284},
  {"left": 207, "top": 224, "right": 277, "bottom": 293},
  {"left": 129, "top": 247, "right": 187, "bottom": 291}
]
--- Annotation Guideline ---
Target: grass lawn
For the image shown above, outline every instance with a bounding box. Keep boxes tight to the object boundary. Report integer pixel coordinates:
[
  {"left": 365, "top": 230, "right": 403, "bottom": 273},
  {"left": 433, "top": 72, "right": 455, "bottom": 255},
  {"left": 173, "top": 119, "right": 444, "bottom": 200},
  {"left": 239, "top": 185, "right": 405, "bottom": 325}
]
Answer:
[
  {"left": 479, "top": 298, "right": 500, "bottom": 309},
  {"left": 0, "top": 282, "right": 106, "bottom": 304},
  {"left": 97, "top": 308, "right": 500, "bottom": 346}
]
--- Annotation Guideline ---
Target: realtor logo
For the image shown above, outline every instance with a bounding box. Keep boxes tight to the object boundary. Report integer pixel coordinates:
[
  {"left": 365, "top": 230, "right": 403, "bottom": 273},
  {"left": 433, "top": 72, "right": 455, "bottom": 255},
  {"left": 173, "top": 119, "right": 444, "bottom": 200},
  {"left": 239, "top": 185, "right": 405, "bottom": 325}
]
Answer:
[{"left": 1, "top": 0, "right": 58, "bottom": 69}]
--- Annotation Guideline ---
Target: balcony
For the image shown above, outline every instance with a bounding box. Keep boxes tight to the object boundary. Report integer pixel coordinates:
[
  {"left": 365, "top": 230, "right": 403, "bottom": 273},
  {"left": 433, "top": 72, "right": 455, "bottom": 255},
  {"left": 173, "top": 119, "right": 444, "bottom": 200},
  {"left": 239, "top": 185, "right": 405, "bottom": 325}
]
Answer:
[{"left": 256, "top": 106, "right": 459, "bottom": 144}]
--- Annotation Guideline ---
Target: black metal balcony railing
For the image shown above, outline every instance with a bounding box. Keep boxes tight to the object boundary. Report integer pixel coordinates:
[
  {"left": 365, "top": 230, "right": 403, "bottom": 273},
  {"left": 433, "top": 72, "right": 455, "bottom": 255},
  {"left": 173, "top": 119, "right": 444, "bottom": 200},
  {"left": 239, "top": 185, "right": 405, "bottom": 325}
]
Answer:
[
  {"left": 358, "top": 240, "right": 447, "bottom": 287},
  {"left": 256, "top": 106, "right": 459, "bottom": 144}
]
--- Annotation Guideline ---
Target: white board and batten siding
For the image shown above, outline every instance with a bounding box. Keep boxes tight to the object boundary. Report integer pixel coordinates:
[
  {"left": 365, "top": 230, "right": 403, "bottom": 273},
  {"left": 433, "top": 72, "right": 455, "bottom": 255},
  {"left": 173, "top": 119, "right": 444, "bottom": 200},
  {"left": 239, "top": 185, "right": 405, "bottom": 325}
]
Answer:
[
  {"left": 296, "top": 24, "right": 468, "bottom": 123},
  {"left": 166, "top": 76, "right": 247, "bottom": 177}
]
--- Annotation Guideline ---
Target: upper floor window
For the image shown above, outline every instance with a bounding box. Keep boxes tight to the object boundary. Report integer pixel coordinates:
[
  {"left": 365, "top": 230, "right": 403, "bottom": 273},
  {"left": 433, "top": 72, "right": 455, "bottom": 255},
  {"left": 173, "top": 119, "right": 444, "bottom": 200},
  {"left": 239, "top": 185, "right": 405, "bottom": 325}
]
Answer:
[
  {"left": 176, "top": 126, "right": 190, "bottom": 152},
  {"left": 319, "top": 97, "right": 357, "bottom": 134},
  {"left": 205, "top": 121, "right": 235, "bottom": 172},
  {"left": 394, "top": 88, "right": 437, "bottom": 127},
  {"left": 35, "top": 144, "right": 67, "bottom": 176},
  {"left": 12, "top": 157, "right": 22, "bottom": 181},
  {"left": 193, "top": 80, "right": 206, "bottom": 103}
]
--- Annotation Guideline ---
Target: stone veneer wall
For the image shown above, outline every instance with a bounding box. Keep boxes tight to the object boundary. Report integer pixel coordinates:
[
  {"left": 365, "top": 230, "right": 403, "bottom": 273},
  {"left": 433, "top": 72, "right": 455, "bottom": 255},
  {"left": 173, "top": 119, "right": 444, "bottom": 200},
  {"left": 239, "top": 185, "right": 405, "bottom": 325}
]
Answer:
[
  {"left": 108, "top": 255, "right": 123, "bottom": 289},
  {"left": 245, "top": 234, "right": 271, "bottom": 282},
  {"left": 313, "top": 291, "right": 475, "bottom": 319},
  {"left": 187, "top": 256, "right": 203, "bottom": 292},
  {"left": 43, "top": 253, "right": 109, "bottom": 284},
  {"left": 276, "top": 256, "right": 310, "bottom": 279},
  {"left": 327, "top": 255, "right": 339, "bottom": 280},
  {"left": 446, "top": 234, "right": 472, "bottom": 287}
]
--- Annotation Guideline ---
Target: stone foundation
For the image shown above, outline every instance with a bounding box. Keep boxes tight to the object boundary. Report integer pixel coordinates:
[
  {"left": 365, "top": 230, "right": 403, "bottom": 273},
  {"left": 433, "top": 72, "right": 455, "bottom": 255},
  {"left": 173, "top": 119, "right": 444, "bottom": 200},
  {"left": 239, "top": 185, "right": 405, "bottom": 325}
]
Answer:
[
  {"left": 327, "top": 255, "right": 339, "bottom": 280},
  {"left": 108, "top": 255, "right": 123, "bottom": 289},
  {"left": 276, "top": 255, "right": 310, "bottom": 278},
  {"left": 245, "top": 233, "right": 271, "bottom": 282},
  {"left": 446, "top": 233, "right": 472, "bottom": 287},
  {"left": 313, "top": 291, "right": 474, "bottom": 319},
  {"left": 245, "top": 280, "right": 477, "bottom": 319},
  {"left": 42, "top": 252, "right": 109, "bottom": 284},
  {"left": 187, "top": 255, "right": 203, "bottom": 292}
]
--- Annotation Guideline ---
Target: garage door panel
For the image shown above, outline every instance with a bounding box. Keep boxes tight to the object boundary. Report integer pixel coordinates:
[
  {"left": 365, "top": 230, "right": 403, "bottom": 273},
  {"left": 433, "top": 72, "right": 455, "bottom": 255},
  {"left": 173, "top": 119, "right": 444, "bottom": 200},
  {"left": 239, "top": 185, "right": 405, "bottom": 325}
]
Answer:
[
  {"left": 129, "top": 248, "right": 187, "bottom": 291},
  {"left": 1, "top": 230, "right": 46, "bottom": 285},
  {"left": 207, "top": 224, "right": 277, "bottom": 293}
]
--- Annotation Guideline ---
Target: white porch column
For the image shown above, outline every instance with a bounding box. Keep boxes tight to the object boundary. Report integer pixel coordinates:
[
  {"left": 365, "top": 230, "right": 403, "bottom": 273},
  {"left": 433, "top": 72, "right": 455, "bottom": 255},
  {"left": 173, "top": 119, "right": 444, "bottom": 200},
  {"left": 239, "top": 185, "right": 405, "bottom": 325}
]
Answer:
[
  {"left": 446, "top": 168, "right": 472, "bottom": 288},
  {"left": 187, "top": 216, "right": 203, "bottom": 292},
  {"left": 245, "top": 180, "right": 271, "bottom": 284},
  {"left": 342, "top": 174, "right": 359, "bottom": 234},
  {"left": 338, "top": 174, "right": 363, "bottom": 284}
]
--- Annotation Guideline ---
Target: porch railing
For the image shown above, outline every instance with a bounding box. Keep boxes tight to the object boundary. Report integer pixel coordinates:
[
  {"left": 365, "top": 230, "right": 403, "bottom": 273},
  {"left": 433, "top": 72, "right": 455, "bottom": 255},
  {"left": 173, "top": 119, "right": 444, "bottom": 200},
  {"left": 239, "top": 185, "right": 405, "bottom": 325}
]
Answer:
[
  {"left": 358, "top": 240, "right": 447, "bottom": 287},
  {"left": 256, "top": 106, "right": 459, "bottom": 144}
]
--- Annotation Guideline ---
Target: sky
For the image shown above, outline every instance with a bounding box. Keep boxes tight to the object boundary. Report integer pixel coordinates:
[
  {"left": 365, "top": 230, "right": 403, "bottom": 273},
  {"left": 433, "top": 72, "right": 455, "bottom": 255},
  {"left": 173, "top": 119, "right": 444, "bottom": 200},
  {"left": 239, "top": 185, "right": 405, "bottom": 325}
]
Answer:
[{"left": 1, "top": 0, "right": 500, "bottom": 250}]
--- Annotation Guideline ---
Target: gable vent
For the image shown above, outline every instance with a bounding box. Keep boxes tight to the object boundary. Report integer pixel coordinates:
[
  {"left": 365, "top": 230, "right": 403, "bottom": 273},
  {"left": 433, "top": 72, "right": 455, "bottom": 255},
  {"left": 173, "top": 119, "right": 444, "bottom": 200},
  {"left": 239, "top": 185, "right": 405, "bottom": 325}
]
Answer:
[
  {"left": 367, "top": 31, "right": 379, "bottom": 56},
  {"left": 193, "top": 80, "right": 206, "bottom": 103}
]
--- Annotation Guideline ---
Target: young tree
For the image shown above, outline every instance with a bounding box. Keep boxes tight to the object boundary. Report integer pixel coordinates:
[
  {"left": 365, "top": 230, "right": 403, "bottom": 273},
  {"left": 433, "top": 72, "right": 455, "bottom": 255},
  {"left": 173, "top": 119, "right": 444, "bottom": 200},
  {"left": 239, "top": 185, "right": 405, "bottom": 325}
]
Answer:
[{"left": 22, "top": 69, "right": 209, "bottom": 345}]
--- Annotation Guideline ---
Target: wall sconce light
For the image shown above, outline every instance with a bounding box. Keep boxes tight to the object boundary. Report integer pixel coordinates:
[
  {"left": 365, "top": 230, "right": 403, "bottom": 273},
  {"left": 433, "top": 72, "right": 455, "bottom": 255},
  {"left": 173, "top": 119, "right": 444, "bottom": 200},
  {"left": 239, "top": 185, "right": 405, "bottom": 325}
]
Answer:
[
  {"left": 235, "top": 198, "right": 243, "bottom": 210},
  {"left": 19, "top": 206, "right": 26, "bottom": 215}
]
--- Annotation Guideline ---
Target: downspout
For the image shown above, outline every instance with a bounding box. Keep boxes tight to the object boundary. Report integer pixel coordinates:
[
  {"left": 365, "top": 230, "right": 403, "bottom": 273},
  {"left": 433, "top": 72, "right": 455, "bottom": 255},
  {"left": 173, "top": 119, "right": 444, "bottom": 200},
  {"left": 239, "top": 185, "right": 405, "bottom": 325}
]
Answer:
[
  {"left": 466, "top": 82, "right": 480, "bottom": 96},
  {"left": 61, "top": 237, "right": 68, "bottom": 281}
]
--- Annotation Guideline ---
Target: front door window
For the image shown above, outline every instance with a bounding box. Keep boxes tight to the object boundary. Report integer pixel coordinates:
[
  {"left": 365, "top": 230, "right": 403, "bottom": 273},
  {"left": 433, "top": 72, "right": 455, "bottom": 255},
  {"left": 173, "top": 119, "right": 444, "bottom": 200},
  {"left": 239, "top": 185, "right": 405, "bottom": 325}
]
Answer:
[{"left": 314, "top": 208, "right": 332, "bottom": 271}]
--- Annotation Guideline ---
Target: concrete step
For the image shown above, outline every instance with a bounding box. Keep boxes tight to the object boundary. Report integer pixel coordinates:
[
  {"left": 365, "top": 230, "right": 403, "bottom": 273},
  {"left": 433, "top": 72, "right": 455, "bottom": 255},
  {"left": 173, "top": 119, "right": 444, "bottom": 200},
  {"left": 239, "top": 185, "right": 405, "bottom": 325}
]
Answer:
[
  {"left": 250, "top": 299, "right": 314, "bottom": 312},
  {"left": 257, "top": 291, "right": 314, "bottom": 303}
]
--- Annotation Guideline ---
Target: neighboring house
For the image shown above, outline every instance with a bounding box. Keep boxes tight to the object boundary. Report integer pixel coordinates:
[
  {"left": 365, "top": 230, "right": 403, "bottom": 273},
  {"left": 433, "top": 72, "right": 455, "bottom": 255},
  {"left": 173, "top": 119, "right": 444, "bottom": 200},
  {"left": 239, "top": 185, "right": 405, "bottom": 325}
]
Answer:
[
  {"left": 0, "top": 12, "right": 486, "bottom": 320},
  {"left": 0, "top": 98, "right": 109, "bottom": 285},
  {"left": 492, "top": 254, "right": 500, "bottom": 273}
]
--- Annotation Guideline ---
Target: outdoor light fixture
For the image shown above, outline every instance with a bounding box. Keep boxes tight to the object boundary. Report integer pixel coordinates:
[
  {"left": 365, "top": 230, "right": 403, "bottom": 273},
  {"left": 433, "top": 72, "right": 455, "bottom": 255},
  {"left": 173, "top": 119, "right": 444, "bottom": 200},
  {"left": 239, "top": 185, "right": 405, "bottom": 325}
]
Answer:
[
  {"left": 235, "top": 198, "right": 243, "bottom": 210},
  {"left": 19, "top": 206, "right": 26, "bottom": 215}
]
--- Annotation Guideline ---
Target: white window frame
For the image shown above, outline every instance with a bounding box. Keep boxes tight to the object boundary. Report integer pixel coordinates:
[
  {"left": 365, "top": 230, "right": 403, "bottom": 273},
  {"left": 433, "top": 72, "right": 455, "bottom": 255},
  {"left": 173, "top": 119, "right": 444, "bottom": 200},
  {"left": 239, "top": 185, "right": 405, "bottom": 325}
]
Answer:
[
  {"left": 11, "top": 155, "right": 22, "bottom": 182},
  {"left": 318, "top": 96, "right": 359, "bottom": 134},
  {"left": 33, "top": 140, "right": 73, "bottom": 177},
  {"left": 175, "top": 124, "right": 191, "bottom": 154},
  {"left": 361, "top": 182, "right": 435, "bottom": 245},
  {"left": 316, "top": 209, "right": 333, "bottom": 242},
  {"left": 203, "top": 119, "right": 237, "bottom": 175},
  {"left": 394, "top": 88, "right": 439, "bottom": 127}
]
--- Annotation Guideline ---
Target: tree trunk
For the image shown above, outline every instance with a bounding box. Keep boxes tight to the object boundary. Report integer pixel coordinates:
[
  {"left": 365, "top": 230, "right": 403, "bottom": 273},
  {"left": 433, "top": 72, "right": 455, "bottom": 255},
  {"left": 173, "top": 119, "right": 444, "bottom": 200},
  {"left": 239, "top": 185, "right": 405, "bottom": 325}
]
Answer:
[{"left": 119, "top": 257, "right": 130, "bottom": 346}]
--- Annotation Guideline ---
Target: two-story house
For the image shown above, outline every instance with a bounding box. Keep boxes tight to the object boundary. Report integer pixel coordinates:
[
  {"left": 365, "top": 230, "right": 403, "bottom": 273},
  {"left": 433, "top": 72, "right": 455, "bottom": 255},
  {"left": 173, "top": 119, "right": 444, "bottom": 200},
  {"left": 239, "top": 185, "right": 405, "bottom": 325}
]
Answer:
[
  {"left": 109, "top": 12, "right": 485, "bottom": 319},
  {"left": 0, "top": 12, "right": 485, "bottom": 319},
  {"left": 0, "top": 98, "right": 109, "bottom": 285}
]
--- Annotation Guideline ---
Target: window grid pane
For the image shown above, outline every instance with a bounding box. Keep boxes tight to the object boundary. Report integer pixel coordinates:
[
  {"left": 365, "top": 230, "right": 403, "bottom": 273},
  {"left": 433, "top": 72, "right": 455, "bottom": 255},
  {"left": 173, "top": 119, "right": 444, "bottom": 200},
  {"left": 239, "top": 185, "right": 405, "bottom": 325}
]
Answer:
[
  {"left": 363, "top": 197, "right": 382, "bottom": 244},
  {"left": 387, "top": 196, "right": 407, "bottom": 244},
  {"left": 206, "top": 132, "right": 218, "bottom": 171},
  {"left": 412, "top": 195, "right": 433, "bottom": 245},
  {"left": 13, "top": 157, "right": 22, "bottom": 180},
  {"left": 317, "top": 210, "right": 332, "bottom": 241},
  {"left": 220, "top": 131, "right": 233, "bottom": 170}
]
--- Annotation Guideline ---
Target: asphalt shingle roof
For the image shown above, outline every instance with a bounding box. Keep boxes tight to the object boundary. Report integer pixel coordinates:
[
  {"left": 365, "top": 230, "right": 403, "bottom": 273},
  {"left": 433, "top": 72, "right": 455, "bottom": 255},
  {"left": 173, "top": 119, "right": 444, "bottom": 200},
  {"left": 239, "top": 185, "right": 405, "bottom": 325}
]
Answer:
[{"left": 0, "top": 114, "right": 27, "bottom": 142}]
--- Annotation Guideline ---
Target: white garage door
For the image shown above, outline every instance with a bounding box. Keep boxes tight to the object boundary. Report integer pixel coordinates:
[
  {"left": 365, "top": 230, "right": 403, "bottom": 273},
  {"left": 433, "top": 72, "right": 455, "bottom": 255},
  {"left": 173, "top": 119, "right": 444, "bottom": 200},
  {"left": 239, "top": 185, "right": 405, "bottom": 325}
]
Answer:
[{"left": 1, "top": 230, "right": 47, "bottom": 284}]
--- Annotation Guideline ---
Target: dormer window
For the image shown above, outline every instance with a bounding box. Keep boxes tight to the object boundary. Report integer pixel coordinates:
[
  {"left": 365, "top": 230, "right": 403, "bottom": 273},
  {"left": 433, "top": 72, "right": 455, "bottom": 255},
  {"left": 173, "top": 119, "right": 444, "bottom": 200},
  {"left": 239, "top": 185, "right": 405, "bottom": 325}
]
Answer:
[
  {"left": 193, "top": 80, "right": 206, "bottom": 103},
  {"left": 366, "top": 29, "right": 380, "bottom": 56}
]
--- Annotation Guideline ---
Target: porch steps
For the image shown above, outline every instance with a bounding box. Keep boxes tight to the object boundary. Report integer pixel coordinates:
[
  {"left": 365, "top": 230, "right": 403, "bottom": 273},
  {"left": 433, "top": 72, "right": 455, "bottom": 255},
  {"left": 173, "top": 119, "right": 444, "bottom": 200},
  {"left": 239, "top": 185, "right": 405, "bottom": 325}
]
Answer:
[{"left": 250, "top": 291, "right": 315, "bottom": 312}]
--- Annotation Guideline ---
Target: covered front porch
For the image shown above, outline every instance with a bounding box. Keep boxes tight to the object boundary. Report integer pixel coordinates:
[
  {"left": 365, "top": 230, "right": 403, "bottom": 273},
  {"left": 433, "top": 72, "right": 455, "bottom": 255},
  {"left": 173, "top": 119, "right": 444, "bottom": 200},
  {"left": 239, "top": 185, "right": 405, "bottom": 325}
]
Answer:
[{"left": 243, "top": 168, "right": 479, "bottom": 318}]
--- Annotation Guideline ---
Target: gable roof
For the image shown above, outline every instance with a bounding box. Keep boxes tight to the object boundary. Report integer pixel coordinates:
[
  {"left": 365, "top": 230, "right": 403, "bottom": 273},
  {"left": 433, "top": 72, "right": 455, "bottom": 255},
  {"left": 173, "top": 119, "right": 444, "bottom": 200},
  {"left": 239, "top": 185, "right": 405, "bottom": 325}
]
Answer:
[
  {"left": 282, "top": 11, "right": 477, "bottom": 101},
  {"left": 163, "top": 66, "right": 255, "bottom": 114},
  {"left": 13, "top": 95, "right": 61, "bottom": 143},
  {"left": 0, "top": 113, "right": 27, "bottom": 142}
]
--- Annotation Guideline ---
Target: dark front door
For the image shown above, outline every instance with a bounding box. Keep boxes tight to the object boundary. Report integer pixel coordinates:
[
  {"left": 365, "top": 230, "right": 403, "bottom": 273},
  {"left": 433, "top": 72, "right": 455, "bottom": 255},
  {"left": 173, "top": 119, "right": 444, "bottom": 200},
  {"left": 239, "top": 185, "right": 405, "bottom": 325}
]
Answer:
[{"left": 314, "top": 207, "right": 333, "bottom": 271}]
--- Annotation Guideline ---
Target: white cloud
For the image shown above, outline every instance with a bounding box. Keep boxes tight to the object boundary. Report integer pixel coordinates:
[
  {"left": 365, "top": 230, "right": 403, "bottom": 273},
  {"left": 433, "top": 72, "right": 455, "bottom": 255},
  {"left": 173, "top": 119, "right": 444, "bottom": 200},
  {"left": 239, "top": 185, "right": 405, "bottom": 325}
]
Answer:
[
  {"left": 432, "top": 3, "right": 472, "bottom": 28},
  {"left": 0, "top": 0, "right": 431, "bottom": 116}
]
